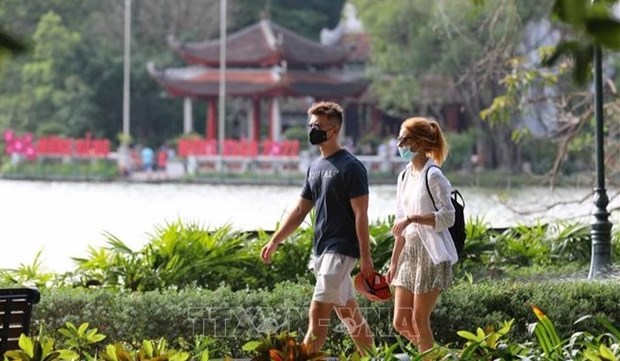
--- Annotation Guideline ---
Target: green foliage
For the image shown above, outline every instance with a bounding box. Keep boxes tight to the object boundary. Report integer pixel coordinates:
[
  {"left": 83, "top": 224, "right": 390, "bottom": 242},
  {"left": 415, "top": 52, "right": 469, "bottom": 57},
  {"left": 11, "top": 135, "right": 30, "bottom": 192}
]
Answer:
[
  {"left": 457, "top": 319, "right": 527, "bottom": 359},
  {"left": 0, "top": 0, "right": 348, "bottom": 147},
  {"left": 4, "top": 293, "right": 620, "bottom": 359},
  {"left": 490, "top": 220, "right": 594, "bottom": 269},
  {"left": 282, "top": 126, "right": 309, "bottom": 151},
  {"left": 1, "top": 323, "right": 201, "bottom": 361},
  {"left": 71, "top": 221, "right": 256, "bottom": 291},
  {"left": 3, "top": 217, "right": 612, "bottom": 293},
  {"left": 0, "top": 27, "right": 27, "bottom": 72},
  {"left": 530, "top": 305, "right": 563, "bottom": 359},
  {"left": 0, "top": 29, "right": 27, "bottom": 55},
  {"left": 520, "top": 137, "right": 560, "bottom": 175},
  {"left": 528, "top": 305, "right": 620, "bottom": 360},
  {"left": 442, "top": 130, "right": 477, "bottom": 172},
  {"left": 2, "top": 158, "right": 118, "bottom": 181},
  {"left": 233, "top": 0, "right": 345, "bottom": 40},
  {"left": 354, "top": 0, "right": 552, "bottom": 172},
  {"left": 1, "top": 250, "right": 54, "bottom": 288},
  {"left": 367, "top": 215, "right": 396, "bottom": 274},
  {"left": 247, "top": 226, "right": 315, "bottom": 288},
  {"left": 3, "top": 333, "right": 76, "bottom": 361},
  {"left": 545, "top": 0, "right": 620, "bottom": 85},
  {"left": 453, "top": 216, "right": 496, "bottom": 275},
  {"left": 57, "top": 322, "right": 106, "bottom": 360},
  {"left": 25, "top": 280, "right": 620, "bottom": 358},
  {"left": 496, "top": 222, "right": 552, "bottom": 266},
  {"left": 98, "top": 339, "right": 190, "bottom": 361},
  {"left": 0, "top": 11, "right": 94, "bottom": 136}
]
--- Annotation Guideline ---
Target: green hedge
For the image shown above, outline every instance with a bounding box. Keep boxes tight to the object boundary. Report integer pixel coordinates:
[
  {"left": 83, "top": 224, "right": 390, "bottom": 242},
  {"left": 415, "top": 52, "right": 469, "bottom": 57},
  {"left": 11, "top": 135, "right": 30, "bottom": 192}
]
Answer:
[
  {"left": 31, "top": 279, "right": 620, "bottom": 357},
  {"left": 433, "top": 280, "right": 620, "bottom": 345}
]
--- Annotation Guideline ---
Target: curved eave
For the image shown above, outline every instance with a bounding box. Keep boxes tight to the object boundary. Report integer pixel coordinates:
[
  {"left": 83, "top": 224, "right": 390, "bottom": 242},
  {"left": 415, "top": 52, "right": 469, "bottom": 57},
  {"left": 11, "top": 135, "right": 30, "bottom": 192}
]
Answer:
[
  {"left": 148, "top": 64, "right": 368, "bottom": 99},
  {"left": 168, "top": 20, "right": 350, "bottom": 68}
]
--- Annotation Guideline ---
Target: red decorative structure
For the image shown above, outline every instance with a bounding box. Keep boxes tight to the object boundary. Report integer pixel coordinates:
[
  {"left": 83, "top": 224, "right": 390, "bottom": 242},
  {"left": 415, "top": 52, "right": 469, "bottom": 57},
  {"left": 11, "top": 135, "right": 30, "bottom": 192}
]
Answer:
[{"left": 2, "top": 129, "right": 110, "bottom": 160}]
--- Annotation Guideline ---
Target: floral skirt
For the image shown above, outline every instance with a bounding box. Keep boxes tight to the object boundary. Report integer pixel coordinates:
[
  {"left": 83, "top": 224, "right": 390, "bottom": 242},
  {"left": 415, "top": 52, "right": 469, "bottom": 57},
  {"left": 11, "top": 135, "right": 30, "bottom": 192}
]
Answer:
[{"left": 391, "top": 232, "right": 453, "bottom": 294}]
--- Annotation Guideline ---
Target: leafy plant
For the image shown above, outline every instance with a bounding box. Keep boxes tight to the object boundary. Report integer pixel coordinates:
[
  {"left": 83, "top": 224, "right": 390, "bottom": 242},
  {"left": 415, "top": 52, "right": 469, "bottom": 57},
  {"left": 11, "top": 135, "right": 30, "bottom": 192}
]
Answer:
[
  {"left": 71, "top": 221, "right": 256, "bottom": 291},
  {"left": 367, "top": 215, "right": 396, "bottom": 273},
  {"left": 457, "top": 319, "right": 528, "bottom": 359},
  {"left": 3, "top": 333, "right": 76, "bottom": 361},
  {"left": 529, "top": 305, "right": 563, "bottom": 359},
  {"left": 458, "top": 216, "right": 496, "bottom": 265},
  {"left": 529, "top": 306, "right": 620, "bottom": 360},
  {"left": 57, "top": 322, "right": 106, "bottom": 360},
  {"left": 98, "top": 339, "right": 190, "bottom": 361},
  {"left": 1, "top": 249, "right": 55, "bottom": 288},
  {"left": 547, "top": 221, "right": 590, "bottom": 263},
  {"left": 495, "top": 221, "right": 551, "bottom": 266},
  {"left": 242, "top": 331, "right": 327, "bottom": 361},
  {"left": 544, "top": 0, "right": 620, "bottom": 85}
]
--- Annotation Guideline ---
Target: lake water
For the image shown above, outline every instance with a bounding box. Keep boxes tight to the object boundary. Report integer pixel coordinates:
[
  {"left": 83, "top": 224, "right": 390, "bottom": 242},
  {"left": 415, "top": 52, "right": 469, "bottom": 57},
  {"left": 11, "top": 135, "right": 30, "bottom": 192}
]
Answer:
[{"left": 1, "top": 179, "right": 618, "bottom": 272}]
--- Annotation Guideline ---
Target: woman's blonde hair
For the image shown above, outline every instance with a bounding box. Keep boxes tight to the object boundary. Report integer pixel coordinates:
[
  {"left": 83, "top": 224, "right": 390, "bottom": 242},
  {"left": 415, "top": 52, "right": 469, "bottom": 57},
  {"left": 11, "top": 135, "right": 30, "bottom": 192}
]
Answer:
[{"left": 401, "top": 117, "right": 449, "bottom": 165}]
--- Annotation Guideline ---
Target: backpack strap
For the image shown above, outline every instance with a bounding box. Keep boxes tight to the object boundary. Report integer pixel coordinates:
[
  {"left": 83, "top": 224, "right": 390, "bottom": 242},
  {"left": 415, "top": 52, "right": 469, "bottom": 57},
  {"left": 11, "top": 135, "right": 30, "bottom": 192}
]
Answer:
[
  {"left": 399, "top": 168, "right": 407, "bottom": 182},
  {"left": 424, "top": 165, "right": 441, "bottom": 211}
]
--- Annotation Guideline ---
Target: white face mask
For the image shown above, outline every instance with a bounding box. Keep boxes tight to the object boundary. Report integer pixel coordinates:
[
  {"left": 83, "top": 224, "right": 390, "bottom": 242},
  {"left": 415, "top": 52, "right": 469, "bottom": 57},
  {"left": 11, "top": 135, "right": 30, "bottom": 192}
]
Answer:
[{"left": 398, "top": 146, "right": 417, "bottom": 162}]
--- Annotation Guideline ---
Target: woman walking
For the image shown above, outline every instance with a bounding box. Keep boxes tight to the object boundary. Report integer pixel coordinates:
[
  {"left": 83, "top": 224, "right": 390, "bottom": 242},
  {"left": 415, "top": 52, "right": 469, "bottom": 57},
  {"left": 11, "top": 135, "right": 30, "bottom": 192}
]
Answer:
[{"left": 386, "top": 117, "right": 458, "bottom": 356}]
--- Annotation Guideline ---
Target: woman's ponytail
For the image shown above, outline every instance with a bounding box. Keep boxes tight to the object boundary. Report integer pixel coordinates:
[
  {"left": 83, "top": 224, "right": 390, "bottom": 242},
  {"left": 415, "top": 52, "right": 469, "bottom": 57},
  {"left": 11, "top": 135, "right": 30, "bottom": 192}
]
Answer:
[{"left": 428, "top": 119, "right": 449, "bottom": 166}]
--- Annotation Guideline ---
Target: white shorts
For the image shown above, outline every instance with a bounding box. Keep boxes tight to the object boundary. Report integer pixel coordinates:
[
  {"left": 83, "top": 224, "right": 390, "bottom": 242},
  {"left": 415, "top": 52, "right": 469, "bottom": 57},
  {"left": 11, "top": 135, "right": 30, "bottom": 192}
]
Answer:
[{"left": 311, "top": 252, "right": 357, "bottom": 307}]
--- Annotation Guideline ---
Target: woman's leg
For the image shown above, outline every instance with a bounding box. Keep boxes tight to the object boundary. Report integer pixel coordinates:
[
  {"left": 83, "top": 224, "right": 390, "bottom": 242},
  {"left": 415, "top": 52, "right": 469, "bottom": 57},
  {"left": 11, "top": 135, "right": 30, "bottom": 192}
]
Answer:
[
  {"left": 392, "top": 286, "right": 418, "bottom": 345},
  {"left": 412, "top": 288, "right": 441, "bottom": 352}
]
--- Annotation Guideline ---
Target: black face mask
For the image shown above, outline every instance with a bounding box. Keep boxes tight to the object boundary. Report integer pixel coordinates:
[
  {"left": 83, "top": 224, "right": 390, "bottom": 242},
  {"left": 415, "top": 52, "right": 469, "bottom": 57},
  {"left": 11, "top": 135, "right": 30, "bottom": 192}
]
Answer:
[
  {"left": 308, "top": 125, "right": 335, "bottom": 145},
  {"left": 308, "top": 126, "right": 328, "bottom": 145}
]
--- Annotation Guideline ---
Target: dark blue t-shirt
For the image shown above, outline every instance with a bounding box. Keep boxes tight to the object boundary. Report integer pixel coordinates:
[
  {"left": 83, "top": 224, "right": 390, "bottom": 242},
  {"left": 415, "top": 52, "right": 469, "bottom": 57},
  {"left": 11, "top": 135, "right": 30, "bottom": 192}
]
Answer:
[{"left": 300, "top": 149, "right": 369, "bottom": 258}]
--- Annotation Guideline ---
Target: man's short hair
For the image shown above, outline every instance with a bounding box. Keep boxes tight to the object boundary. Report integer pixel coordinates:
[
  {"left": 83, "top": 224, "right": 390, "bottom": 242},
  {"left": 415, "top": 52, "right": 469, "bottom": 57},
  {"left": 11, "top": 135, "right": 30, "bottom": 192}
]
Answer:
[{"left": 307, "top": 101, "right": 344, "bottom": 126}]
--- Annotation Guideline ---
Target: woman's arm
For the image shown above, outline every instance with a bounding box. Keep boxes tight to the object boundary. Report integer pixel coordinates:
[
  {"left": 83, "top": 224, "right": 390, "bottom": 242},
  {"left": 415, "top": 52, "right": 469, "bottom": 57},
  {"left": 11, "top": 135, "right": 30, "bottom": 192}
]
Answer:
[
  {"left": 387, "top": 235, "right": 405, "bottom": 283},
  {"left": 402, "top": 170, "right": 454, "bottom": 231}
]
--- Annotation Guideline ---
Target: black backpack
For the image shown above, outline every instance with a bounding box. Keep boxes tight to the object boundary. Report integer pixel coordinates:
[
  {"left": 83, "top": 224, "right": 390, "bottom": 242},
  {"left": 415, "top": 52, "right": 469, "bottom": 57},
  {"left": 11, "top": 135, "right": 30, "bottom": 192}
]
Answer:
[{"left": 400, "top": 165, "right": 466, "bottom": 255}]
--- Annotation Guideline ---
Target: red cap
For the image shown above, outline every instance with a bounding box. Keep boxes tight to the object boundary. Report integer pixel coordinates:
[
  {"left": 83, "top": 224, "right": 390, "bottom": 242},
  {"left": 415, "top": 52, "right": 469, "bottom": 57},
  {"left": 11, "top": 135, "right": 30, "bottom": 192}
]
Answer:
[{"left": 354, "top": 272, "right": 392, "bottom": 302}]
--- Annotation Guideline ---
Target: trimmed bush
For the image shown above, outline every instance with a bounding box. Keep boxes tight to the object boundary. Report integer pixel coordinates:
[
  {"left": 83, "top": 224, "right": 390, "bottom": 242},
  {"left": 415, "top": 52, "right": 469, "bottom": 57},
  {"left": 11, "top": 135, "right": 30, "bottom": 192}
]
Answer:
[{"left": 31, "top": 279, "right": 620, "bottom": 357}]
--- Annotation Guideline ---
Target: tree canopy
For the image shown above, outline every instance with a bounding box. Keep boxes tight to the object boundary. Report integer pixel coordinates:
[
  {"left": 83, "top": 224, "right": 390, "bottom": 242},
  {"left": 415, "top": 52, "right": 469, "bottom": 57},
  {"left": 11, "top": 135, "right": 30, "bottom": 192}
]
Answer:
[{"left": 0, "top": 0, "right": 345, "bottom": 147}]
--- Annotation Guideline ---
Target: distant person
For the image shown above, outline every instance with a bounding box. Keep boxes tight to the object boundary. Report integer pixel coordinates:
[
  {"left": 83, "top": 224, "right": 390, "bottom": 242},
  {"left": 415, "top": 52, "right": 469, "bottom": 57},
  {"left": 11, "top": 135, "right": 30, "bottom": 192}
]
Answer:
[
  {"left": 117, "top": 144, "right": 132, "bottom": 177},
  {"left": 386, "top": 117, "right": 458, "bottom": 355},
  {"left": 260, "top": 101, "right": 375, "bottom": 355},
  {"left": 140, "top": 146, "right": 154, "bottom": 172},
  {"left": 166, "top": 143, "right": 176, "bottom": 161},
  {"left": 186, "top": 154, "right": 197, "bottom": 175},
  {"left": 157, "top": 146, "right": 168, "bottom": 172}
]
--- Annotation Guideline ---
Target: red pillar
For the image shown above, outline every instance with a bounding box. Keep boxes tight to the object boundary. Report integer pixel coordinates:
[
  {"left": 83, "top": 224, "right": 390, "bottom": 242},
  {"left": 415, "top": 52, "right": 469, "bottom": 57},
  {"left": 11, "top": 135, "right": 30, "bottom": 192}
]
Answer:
[
  {"left": 206, "top": 98, "right": 217, "bottom": 140},
  {"left": 252, "top": 98, "right": 261, "bottom": 142}
]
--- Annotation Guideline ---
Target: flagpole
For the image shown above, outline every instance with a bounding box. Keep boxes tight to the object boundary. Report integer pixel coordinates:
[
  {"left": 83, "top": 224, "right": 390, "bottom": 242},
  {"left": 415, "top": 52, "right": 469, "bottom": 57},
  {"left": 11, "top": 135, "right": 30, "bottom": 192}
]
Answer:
[
  {"left": 122, "top": 0, "right": 131, "bottom": 139},
  {"left": 218, "top": 0, "right": 227, "bottom": 171}
]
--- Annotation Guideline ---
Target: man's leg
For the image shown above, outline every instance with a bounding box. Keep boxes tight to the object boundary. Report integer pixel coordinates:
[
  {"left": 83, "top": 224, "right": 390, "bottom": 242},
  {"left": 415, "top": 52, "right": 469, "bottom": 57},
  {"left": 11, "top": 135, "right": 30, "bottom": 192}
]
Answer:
[
  {"left": 303, "top": 300, "right": 333, "bottom": 353},
  {"left": 334, "top": 297, "right": 374, "bottom": 354},
  {"left": 307, "top": 252, "right": 359, "bottom": 353}
]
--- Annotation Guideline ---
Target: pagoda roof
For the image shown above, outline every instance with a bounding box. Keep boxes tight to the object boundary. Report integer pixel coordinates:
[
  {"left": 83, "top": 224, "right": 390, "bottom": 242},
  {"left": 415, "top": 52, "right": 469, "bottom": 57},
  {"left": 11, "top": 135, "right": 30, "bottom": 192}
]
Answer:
[
  {"left": 147, "top": 62, "right": 369, "bottom": 99},
  {"left": 167, "top": 19, "right": 350, "bottom": 68}
]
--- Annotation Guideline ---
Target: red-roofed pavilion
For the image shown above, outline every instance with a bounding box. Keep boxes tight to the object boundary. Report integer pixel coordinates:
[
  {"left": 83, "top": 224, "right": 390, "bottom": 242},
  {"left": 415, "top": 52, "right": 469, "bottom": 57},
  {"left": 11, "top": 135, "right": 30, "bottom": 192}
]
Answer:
[{"left": 148, "top": 19, "right": 369, "bottom": 142}]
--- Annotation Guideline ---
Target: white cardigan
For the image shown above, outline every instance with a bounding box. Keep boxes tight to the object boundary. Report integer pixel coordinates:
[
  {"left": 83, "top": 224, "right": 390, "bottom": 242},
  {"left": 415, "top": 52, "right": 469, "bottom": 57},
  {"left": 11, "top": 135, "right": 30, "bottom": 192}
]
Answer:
[{"left": 396, "top": 159, "right": 458, "bottom": 265}]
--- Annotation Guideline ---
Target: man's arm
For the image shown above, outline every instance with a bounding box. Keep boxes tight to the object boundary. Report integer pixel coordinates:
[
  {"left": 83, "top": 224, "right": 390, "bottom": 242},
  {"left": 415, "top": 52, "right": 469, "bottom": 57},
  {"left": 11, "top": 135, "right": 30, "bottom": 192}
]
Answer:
[
  {"left": 260, "top": 197, "right": 313, "bottom": 264},
  {"left": 350, "top": 194, "right": 374, "bottom": 279}
]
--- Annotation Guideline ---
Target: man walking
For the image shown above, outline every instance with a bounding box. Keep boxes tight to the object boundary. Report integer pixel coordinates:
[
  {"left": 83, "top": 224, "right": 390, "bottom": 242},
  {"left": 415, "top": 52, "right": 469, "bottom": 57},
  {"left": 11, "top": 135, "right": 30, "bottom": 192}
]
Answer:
[{"left": 260, "top": 101, "right": 375, "bottom": 354}]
